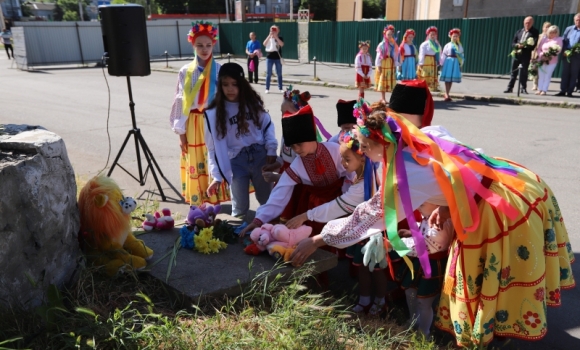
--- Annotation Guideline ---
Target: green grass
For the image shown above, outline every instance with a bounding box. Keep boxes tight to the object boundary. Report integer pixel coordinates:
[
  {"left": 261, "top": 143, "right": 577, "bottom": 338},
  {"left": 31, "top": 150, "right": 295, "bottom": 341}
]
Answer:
[{"left": 0, "top": 262, "right": 448, "bottom": 349}]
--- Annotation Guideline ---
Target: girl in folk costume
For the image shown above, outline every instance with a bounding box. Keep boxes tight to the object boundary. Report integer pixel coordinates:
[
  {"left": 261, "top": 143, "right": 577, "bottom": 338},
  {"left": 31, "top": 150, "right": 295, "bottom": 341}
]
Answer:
[
  {"left": 169, "top": 21, "right": 229, "bottom": 205},
  {"left": 398, "top": 29, "right": 418, "bottom": 80},
  {"left": 291, "top": 106, "right": 574, "bottom": 346},
  {"left": 239, "top": 104, "right": 354, "bottom": 240},
  {"left": 204, "top": 63, "right": 278, "bottom": 218},
  {"left": 375, "top": 25, "right": 400, "bottom": 102},
  {"left": 418, "top": 26, "right": 442, "bottom": 91},
  {"left": 288, "top": 130, "right": 388, "bottom": 315},
  {"left": 439, "top": 28, "right": 465, "bottom": 101},
  {"left": 355, "top": 41, "right": 373, "bottom": 98},
  {"left": 262, "top": 88, "right": 333, "bottom": 184}
]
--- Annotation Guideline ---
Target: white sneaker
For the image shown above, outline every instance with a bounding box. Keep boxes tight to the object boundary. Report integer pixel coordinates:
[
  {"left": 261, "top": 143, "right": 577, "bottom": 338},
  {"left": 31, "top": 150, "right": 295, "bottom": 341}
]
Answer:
[
  {"left": 279, "top": 89, "right": 284, "bottom": 93},
  {"left": 265, "top": 90, "right": 269, "bottom": 94}
]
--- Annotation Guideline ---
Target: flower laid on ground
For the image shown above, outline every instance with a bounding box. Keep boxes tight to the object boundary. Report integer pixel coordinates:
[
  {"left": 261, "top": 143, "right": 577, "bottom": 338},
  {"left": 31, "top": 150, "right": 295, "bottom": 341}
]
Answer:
[
  {"left": 564, "top": 43, "right": 580, "bottom": 62},
  {"left": 194, "top": 226, "right": 227, "bottom": 254},
  {"left": 509, "top": 37, "right": 535, "bottom": 58}
]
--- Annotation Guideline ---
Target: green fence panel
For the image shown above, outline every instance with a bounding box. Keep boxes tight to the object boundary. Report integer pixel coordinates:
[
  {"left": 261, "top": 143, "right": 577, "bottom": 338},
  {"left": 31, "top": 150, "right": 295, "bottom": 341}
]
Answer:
[
  {"left": 308, "top": 22, "right": 336, "bottom": 63},
  {"left": 308, "top": 14, "right": 576, "bottom": 77},
  {"left": 219, "top": 22, "right": 299, "bottom": 59}
]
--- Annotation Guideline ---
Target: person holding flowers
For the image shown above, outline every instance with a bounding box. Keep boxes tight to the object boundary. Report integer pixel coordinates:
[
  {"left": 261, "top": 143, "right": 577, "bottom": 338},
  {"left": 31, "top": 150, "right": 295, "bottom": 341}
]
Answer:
[
  {"left": 169, "top": 21, "right": 230, "bottom": 206},
  {"left": 418, "top": 26, "right": 442, "bottom": 91},
  {"left": 398, "top": 29, "right": 418, "bottom": 80},
  {"left": 355, "top": 41, "right": 373, "bottom": 98},
  {"left": 556, "top": 13, "right": 580, "bottom": 97},
  {"left": 504, "top": 16, "right": 539, "bottom": 94},
  {"left": 535, "top": 25, "right": 562, "bottom": 96},
  {"left": 375, "top": 25, "right": 400, "bottom": 103},
  {"left": 439, "top": 28, "right": 464, "bottom": 101},
  {"left": 531, "top": 22, "right": 551, "bottom": 91}
]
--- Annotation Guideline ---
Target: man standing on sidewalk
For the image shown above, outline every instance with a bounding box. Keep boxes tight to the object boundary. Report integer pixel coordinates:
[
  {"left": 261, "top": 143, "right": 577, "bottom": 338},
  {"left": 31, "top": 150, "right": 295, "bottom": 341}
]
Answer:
[
  {"left": 556, "top": 13, "right": 580, "bottom": 98},
  {"left": 504, "top": 17, "right": 539, "bottom": 94},
  {"left": 1, "top": 28, "right": 13, "bottom": 60}
]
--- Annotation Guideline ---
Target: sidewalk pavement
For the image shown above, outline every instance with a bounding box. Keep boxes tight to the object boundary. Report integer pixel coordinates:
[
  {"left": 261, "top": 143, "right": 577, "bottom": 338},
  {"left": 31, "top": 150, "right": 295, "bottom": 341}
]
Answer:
[{"left": 151, "top": 57, "right": 580, "bottom": 109}]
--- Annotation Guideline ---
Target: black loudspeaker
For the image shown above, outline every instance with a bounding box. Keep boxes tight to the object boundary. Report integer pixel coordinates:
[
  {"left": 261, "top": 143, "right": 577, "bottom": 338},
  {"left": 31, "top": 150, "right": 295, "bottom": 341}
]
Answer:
[{"left": 99, "top": 4, "right": 151, "bottom": 77}]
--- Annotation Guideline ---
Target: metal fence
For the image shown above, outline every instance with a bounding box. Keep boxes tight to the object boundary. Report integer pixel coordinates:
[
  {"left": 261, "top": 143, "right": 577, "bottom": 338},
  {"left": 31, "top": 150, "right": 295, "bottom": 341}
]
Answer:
[
  {"left": 218, "top": 22, "right": 299, "bottom": 59},
  {"left": 308, "top": 14, "right": 576, "bottom": 77},
  {"left": 14, "top": 20, "right": 221, "bottom": 67},
  {"left": 15, "top": 14, "right": 576, "bottom": 75}
]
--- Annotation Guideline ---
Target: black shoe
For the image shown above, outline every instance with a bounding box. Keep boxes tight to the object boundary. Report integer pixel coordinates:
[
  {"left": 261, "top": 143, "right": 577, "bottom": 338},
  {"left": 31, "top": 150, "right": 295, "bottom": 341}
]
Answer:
[
  {"left": 555, "top": 91, "right": 566, "bottom": 96},
  {"left": 566, "top": 93, "right": 574, "bottom": 97},
  {"left": 521, "top": 88, "right": 528, "bottom": 94},
  {"left": 503, "top": 88, "right": 513, "bottom": 93}
]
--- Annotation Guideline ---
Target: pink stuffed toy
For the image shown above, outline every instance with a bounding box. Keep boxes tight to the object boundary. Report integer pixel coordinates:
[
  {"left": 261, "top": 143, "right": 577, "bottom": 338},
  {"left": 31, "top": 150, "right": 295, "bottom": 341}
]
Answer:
[
  {"left": 248, "top": 223, "right": 274, "bottom": 252},
  {"left": 154, "top": 208, "right": 175, "bottom": 230},
  {"left": 246, "top": 224, "right": 312, "bottom": 262}
]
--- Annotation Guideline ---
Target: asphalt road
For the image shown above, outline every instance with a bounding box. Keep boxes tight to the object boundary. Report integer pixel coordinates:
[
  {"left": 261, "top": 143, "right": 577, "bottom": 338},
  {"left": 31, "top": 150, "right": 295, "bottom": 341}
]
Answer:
[{"left": 1, "top": 59, "right": 579, "bottom": 349}]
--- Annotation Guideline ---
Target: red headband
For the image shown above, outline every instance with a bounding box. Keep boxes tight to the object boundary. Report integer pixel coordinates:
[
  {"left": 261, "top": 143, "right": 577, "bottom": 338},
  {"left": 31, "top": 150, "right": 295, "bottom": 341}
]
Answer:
[
  {"left": 449, "top": 29, "right": 461, "bottom": 37},
  {"left": 426, "top": 26, "right": 438, "bottom": 35}
]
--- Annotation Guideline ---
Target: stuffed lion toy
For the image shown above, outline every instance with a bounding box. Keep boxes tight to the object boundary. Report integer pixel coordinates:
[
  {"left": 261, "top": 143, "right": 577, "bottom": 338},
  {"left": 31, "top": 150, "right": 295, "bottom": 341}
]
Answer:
[{"left": 78, "top": 175, "right": 153, "bottom": 276}]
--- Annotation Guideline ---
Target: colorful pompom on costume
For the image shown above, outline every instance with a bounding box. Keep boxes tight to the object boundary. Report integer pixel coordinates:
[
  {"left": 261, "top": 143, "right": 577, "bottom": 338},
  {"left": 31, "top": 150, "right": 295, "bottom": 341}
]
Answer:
[{"left": 78, "top": 176, "right": 154, "bottom": 276}]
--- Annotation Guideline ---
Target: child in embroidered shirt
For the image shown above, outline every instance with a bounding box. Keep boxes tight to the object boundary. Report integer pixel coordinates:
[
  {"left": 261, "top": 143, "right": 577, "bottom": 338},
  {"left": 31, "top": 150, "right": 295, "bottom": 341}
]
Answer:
[
  {"left": 204, "top": 63, "right": 278, "bottom": 218},
  {"left": 439, "top": 28, "right": 465, "bottom": 101},
  {"left": 396, "top": 202, "right": 454, "bottom": 338},
  {"left": 355, "top": 41, "right": 373, "bottom": 98}
]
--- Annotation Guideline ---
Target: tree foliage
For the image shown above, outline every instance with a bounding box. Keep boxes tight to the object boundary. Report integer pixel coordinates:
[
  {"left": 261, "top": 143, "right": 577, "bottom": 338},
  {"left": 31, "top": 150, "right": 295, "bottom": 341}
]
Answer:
[
  {"left": 156, "top": 0, "right": 187, "bottom": 14},
  {"left": 300, "top": 0, "right": 336, "bottom": 21},
  {"left": 363, "top": 0, "right": 384, "bottom": 19},
  {"left": 53, "top": 0, "right": 91, "bottom": 21}
]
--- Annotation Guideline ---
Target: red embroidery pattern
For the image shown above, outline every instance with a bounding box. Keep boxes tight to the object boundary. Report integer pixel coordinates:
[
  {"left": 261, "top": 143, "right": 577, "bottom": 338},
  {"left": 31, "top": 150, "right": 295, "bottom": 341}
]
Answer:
[
  {"left": 285, "top": 167, "right": 302, "bottom": 184},
  {"left": 322, "top": 191, "right": 384, "bottom": 247},
  {"left": 302, "top": 145, "right": 338, "bottom": 186}
]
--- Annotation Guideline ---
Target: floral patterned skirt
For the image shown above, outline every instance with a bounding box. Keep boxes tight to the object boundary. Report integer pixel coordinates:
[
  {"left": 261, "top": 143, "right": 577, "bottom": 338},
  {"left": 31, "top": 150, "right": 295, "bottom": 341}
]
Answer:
[
  {"left": 418, "top": 55, "right": 439, "bottom": 90},
  {"left": 375, "top": 57, "right": 396, "bottom": 92},
  {"left": 434, "top": 165, "right": 575, "bottom": 347},
  {"left": 180, "top": 110, "right": 230, "bottom": 205}
]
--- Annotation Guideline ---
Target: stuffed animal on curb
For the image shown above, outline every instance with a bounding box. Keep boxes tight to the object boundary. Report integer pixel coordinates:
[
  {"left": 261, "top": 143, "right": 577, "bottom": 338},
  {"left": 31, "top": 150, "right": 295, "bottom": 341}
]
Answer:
[
  {"left": 186, "top": 204, "right": 221, "bottom": 227},
  {"left": 78, "top": 175, "right": 154, "bottom": 276},
  {"left": 154, "top": 208, "right": 175, "bottom": 230},
  {"left": 142, "top": 213, "right": 157, "bottom": 231},
  {"left": 244, "top": 224, "right": 312, "bottom": 262}
]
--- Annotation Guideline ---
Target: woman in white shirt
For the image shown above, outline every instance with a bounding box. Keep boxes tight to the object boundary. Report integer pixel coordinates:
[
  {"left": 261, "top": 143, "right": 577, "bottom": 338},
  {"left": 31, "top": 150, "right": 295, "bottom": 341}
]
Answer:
[{"left": 263, "top": 25, "right": 285, "bottom": 94}]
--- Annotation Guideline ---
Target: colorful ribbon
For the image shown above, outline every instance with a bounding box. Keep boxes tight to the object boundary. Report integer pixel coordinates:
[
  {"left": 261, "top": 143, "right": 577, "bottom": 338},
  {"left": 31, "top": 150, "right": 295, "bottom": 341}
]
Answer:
[{"left": 182, "top": 55, "right": 217, "bottom": 115}]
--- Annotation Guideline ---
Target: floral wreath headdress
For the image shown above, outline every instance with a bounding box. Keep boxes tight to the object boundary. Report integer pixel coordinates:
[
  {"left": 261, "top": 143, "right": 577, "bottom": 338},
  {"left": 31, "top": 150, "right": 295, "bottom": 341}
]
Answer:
[
  {"left": 426, "top": 26, "right": 438, "bottom": 36},
  {"left": 340, "top": 131, "right": 363, "bottom": 156},
  {"left": 188, "top": 21, "right": 219, "bottom": 44},
  {"left": 448, "top": 28, "right": 461, "bottom": 38},
  {"left": 358, "top": 40, "right": 370, "bottom": 48},
  {"left": 354, "top": 98, "right": 526, "bottom": 286},
  {"left": 283, "top": 85, "right": 310, "bottom": 110}
]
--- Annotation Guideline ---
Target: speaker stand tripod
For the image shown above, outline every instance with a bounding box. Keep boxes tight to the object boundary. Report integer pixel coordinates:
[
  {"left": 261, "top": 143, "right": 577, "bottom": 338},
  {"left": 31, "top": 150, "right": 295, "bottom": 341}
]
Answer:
[{"left": 108, "top": 76, "right": 167, "bottom": 201}]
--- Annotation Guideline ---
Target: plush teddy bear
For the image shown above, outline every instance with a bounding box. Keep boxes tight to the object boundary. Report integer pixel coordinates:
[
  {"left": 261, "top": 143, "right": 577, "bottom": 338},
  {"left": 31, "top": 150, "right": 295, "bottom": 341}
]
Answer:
[
  {"left": 78, "top": 175, "right": 154, "bottom": 276},
  {"left": 154, "top": 208, "right": 175, "bottom": 230},
  {"left": 142, "top": 213, "right": 157, "bottom": 231},
  {"left": 244, "top": 224, "right": 312, "bottom": 262},
  {"left": 186, "top": 204, "right": 221, "bottom": 227}
]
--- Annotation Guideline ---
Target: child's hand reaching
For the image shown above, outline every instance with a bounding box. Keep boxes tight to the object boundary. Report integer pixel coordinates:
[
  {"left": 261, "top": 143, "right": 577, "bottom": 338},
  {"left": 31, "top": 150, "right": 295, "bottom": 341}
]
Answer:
[
  {"left": 262, "top": 162, "right": 280, "bottom": 172},
  {"left": 206, "top": 180, "right": 221, "bottom": 197},
  {"left": 262, "top": 171, "right": 281, "bottom": 183},
  {"left": 397, "top": 229, "right": 412, "bottom": 238},
  {"left": 179, "top": 134, "right": 188, "bottom": 154},
  {"left": 286, "top": 213, "right": 307, "bottom": 229}
]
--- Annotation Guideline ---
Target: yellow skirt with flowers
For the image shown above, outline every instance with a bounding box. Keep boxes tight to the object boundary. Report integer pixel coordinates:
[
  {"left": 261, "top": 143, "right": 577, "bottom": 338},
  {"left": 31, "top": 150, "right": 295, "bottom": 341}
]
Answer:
[
  {"left": 434, "top": 164, "right": 575, "bottom": 347},
  {"left": 418, "top": 55, "right": 439, "bottom": 91},
  {"left": 180, "top": 110, "right": 230, "bottom": 206},
  {"left": 375, "top": 57, "right": 396, "bottom": 92}
]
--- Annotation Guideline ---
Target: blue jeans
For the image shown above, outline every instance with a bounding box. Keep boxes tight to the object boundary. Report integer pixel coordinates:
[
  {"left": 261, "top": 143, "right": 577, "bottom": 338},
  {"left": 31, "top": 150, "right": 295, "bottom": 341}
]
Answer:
[
  {"left": 230, "top": 143, "right": 272, "bottom": 217},
  {"left": 266, "top": 58, "right": 283, "bottom": 90}
]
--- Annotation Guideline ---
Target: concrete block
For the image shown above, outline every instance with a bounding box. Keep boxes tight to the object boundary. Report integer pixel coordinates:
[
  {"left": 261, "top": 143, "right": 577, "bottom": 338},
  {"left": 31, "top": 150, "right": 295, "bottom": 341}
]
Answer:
[{"left": 139, "top": 220, "right": 338, "bottom": 301}]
